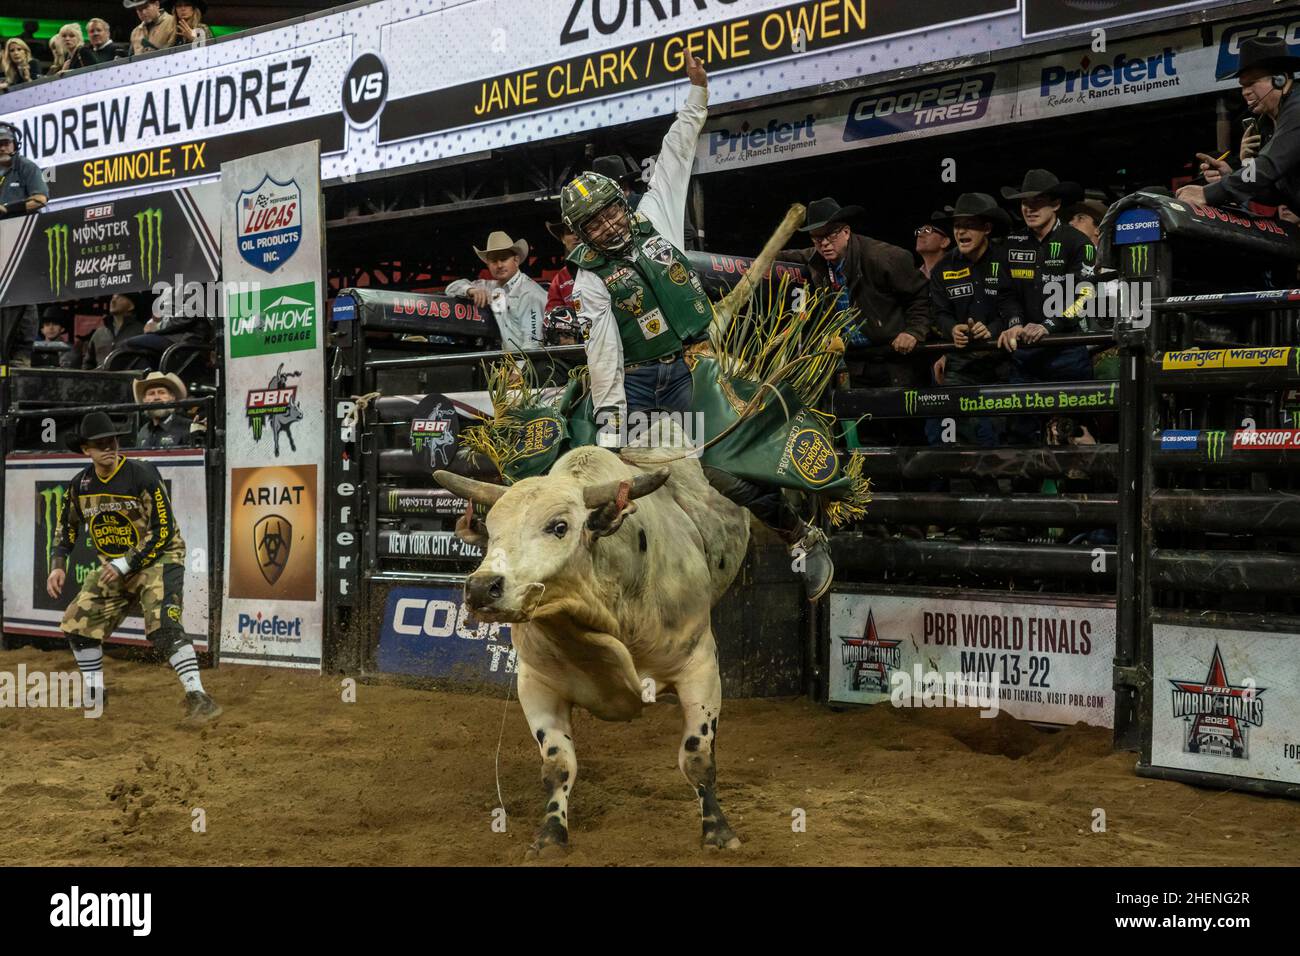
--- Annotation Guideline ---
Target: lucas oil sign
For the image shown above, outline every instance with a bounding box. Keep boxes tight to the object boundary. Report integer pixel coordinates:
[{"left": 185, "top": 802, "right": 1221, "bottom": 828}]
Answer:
[{"left": 237, "top": 174, "right": 302, "bottom": 273}]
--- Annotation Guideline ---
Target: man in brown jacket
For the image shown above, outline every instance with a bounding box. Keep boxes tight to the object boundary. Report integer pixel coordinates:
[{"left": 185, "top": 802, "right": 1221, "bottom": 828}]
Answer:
[
  {"left": 781, "top": 197, "right": 931, "bottom": 382},
  {"left": 126, "top": 0, "right": 176, "bottom": 55},
  {"left": 781, "top": 197, "right": 932, "bottom": 444}
]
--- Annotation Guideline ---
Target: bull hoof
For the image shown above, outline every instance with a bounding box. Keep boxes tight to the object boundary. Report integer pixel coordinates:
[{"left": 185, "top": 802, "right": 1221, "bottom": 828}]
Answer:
[
  {"left": 702, "top": 826, "right": 742, "bottom": 850},
  {"left": 526, "top": 816, "right": 569, "bottom": 859}
]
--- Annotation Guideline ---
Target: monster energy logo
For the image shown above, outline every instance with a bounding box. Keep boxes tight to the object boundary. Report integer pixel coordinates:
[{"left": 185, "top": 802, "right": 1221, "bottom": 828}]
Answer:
[
  {"left": 388, "top": 489, "right": 398, "bottom": 512},
  {"left": 134, "top": 207, "right": 163, "bottom": 283},
  {"left": 1205, "top": 430, "right": 1226, "bottom": 462},
  {"left": 1084, "top": 245, "right": 1096, "bottom": 263},
  {"left": 1049, "top": 241, "right": 1062, "bottom": 259},
  {"left": 45, "top": 224, "right": 69, "bottom": 295},
  {"left": 1129, "top": 244, "right": 1150, "bottom": 275},
  {"left": 903, "top": 390, "right": 918, "bottom": 414},
  {"left": 989, "top": 261, "right": 1000, "bottom": 278},
  {"left": 39, "top": 486, "right": 67, "bottom": 574}
]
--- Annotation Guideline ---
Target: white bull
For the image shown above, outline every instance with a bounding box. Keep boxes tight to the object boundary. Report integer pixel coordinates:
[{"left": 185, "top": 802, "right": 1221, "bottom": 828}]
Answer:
[{"left": 434, "top": 435, "right": 750, "bottom": 854}]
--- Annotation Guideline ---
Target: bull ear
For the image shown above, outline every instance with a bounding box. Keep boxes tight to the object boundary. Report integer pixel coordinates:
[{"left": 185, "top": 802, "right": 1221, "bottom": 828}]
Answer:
[
  {"left": 454, "top": 500, "right": 489, "bottom": 547},
  {"left": 587, "top": 482, "right": 635, "bottom": 539},
  {"left": 434, "top": 470, "right": 506, "bottom": 507},
  {"left": 582, "top": 468, "right": 669, "bottom": 509}
]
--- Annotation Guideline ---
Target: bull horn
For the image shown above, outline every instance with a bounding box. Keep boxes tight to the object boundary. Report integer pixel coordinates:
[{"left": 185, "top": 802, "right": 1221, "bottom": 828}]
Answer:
[
  {"left": 583, "top": 468, "right": 670, "bottom": 509},
  {"left": 433, "top": 470, "right": 507, "bottom": 507}
]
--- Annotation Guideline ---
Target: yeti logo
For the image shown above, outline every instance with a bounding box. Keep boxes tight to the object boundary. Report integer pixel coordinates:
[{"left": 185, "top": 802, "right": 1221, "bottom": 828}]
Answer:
[{"left": 254, "top": 514, "right": 292, "bottom": 585}]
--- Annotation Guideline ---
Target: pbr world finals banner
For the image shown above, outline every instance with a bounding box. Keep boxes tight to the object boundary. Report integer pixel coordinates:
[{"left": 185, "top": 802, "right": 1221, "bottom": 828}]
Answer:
[{"left": 220, "top": 141, "right": 326, "bottom": 671}]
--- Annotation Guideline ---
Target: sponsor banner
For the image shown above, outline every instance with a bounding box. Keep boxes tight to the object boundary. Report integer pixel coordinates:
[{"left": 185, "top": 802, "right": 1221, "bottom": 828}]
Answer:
[
  {"left": 1023, "top": 0, "right": 1234, "bottom": 39},
  {"left": 379, "top": 489, "right": 469, "bottom": 517},
  {"left": 1015, "top": 29, "right": 1215, "bottom": 121},
  {"left": 332, "top": 288, "right": 490, "bottom": 338},
  {"left": 1111, "top": 208, "right": 1162, "bottom": 246},
  {"left": 829, "top": 591, "right": 1116, "bottom": 727},
  {"left": 1160, "top": 347, "right": 1295, "bottom": 372},
  {"left": 376, "top": 585, "right": 515, "bottom": 685},
  {"left": 1159, "top": 429, "right": 1200, "bottom": 450},
  {"left": 1152, "top": 623, "right": 1300, "bottom": 786},
  {"left": 2, "top": 0, "right": 1027, "bottom": 208},
  {"left": 2, "top": 451, "right": 209, "bottom": 648},
  {"left": 0, "top": 184, "right": 220, "bottom": 306},
  {"left": 221, "top": 142, "right": 326, "bottom": 671},
  {"left": 1215, "top": 13, "right": 1300, "bottom": 84},
  {"left": 407, "top": 394, "right": 461, "bottom": 472},
  {"left": 1231, "top": 429, "right": 1300, "bottom": 451},
  {"left": 695, "top": 65, "right": 1017, "bottom": 173},
  {"left": 378, "top": 530, "right": 484, "bottom": 560},
  {"left": 843, "top": 381, "right": 1118, "bottom": 420}
]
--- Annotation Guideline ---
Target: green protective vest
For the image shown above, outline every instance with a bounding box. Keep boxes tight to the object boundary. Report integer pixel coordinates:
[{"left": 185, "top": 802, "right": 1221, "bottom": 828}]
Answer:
[{"left": 568, "top": 216, "right": 713, "bottom": 365}]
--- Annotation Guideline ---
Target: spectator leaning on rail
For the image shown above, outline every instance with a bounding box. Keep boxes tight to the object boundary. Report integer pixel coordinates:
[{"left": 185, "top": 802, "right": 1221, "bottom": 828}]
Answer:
[
  {"left": 915, "top": 210, "right": 953, "bottom": 280},
  {"left": 66, "top": 19, "right": 122, "bottom": 71},
  {"left": 135, "top": 371, "right": 205, "bottom": 449},
  {"left": 83, "top": 294, "right": 147, "bottom": 369},
  {"left": 561, "top": 52, "right": 835, "bottom": 600},
  {"left": 126, "top": 0, "right": 177, "bottom": 56},
  {"left": 1181, "top": 36, "right": 1300, "bottom": 217},
  {"left": 0, "top": 123, "right": 49, "bottom": 366},
  {"left": 167, "top": 0, "right": 210, "bottom": 46},
  {"left": 46, "top": 411, "right": 222, "bottom": 721},
  {"left": 999, "top": 169, "right": 1096, "bottom": 445},
  {"left": 47, "top": 26, "right": 83, "bottom": 76},
  {"left": 445, "top": 231, "right": 547, "bottom": 352},
  {"left": 929, "top": 193, "right": 1022, "bottom": 448}
]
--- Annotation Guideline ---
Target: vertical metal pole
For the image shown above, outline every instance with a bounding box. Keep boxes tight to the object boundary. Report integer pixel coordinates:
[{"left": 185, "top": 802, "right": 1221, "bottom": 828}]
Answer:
[{"left": 0, "top": 365, "right": 9, "bottom": 649}]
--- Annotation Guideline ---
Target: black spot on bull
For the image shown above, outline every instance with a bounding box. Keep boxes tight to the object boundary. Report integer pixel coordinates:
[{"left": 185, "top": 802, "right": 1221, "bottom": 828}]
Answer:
[
  {"left": 639, "top": 529, "right": 647, "bottom": 552},
  {"left": 547, "top": 746, "right": 558, "bottom": 757},
  {"left": 711, "top": 718, "right": 717, "bottom": 735},
  {"left": 536, "top": 729, "right": 545, "bottom": 745},
  {"left": 685, "top": 736, "right": 701, "bottom": 752},
  {"left": 699, "top": 722, "right": 709, "bottom": 736}
]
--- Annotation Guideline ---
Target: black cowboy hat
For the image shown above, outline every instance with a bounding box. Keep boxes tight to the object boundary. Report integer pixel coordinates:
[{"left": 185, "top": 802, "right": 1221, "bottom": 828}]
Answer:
[
  {"left": 592, "top": 154, "right": 639, "bottom": 185},
  {"left": 64, "top": 411, "right": 130, "bottom": 453},
  {"left": 164, "top": 0, "right": 208, "bottom": 12},
  {"left": 1217, "top": 35, "right": 1300, "bottom": 81},
  {"left": 799, "top": 197, "right": 866, "bottom": 233},
  {"left": 934, "top": 193, "right": 1012, "bottom": 236},
  {"left": 545, "top": 219, "right": 574, "bottom": 243},
  {"left": 1000, "top": 169, "right": 1083, "bottom": 204},
  {"left": 926, "top": 207, "right": 954, "bottom": 240}
]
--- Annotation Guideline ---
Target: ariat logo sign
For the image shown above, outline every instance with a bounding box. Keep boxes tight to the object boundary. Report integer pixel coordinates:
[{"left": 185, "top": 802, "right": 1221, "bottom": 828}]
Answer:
[
  {"left": 253, "top": 513, "right": 292, "bottom": 585},
  {"left": 45, "top": 224, "right": 69, "bottom": 294},
  {"left": 134, "top": 207, "right": 163, "bottom": 284},
  {"left": 1170, "top": 644, "right": 1264, "bottom": 759},
  {"left": 636, "top": 308, "right": 666, "bottom": 339},
  {"left": 1204, "top": 430, "right": 1226, "bottom": 463}
]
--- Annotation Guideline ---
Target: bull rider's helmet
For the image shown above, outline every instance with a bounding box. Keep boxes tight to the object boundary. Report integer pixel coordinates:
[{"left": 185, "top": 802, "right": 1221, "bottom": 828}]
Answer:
[
  {"left": 543, "top": 306, "right": 582, "bottom": 345},
  {"left": 560, "top": 171, "right": 633, "bottom": 256}
]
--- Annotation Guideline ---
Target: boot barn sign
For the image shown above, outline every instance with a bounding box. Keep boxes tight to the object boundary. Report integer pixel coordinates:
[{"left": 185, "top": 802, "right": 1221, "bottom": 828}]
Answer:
[{"left": 0, "top": 0, "right": 1242, "bottom": 209}]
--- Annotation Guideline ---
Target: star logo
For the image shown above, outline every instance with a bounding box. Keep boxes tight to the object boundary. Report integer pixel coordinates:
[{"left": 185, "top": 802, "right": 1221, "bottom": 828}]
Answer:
[
  {"left": 1169, "top": 645, "right": 1265, "bottom": 759},
  {"left": 840, "top": 609, "right": 902, "bottom": 693}
]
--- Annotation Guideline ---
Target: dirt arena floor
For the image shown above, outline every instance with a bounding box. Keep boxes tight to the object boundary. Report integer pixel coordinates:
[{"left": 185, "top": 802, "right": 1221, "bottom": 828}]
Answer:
[{"left": 1, "top": 643, "right": 1297, "bottom": 867}]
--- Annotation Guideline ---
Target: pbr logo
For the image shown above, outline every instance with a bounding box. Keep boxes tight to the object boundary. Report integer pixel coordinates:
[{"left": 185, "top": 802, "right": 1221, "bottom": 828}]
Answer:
[
  {"left": 1169, "top": 644, "right": 1264, "bottom": 759},
  {"left": 408, "top": 393, "right": 459, "bottom": 470},
  {"left": 246, "top": 364, "right": 304, "bottom": 457},
  {"left": 840, "top": 609, "right": 903, "bottom": 693},
  {"left": 237, "top": 174, "right": 302, "bottom": 273},
  {"left": 253, "top": 513, "right": 292, "bottom": 585}
]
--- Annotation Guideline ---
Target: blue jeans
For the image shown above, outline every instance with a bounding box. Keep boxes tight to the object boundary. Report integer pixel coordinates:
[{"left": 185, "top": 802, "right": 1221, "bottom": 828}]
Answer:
[{"left": 623, "top": 355, "right": 693, "bottom": 416}]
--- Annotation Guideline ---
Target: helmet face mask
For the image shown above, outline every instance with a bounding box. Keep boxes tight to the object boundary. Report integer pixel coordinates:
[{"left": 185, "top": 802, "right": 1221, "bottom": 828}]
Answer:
[{"left": 561, "top": 172, "right": 634, "bottom": 255}]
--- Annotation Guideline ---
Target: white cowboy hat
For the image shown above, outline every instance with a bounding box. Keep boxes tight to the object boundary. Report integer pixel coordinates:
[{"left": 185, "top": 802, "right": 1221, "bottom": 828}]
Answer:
[
  {"left": 473, "top": 231, "right": 529, "bottom": 264},
  {"left": 132, "top": 370, "right": 187, "bottom": 404}
]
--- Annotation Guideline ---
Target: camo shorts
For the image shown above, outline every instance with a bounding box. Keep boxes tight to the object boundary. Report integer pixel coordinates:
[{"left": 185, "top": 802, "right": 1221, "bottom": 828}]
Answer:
[{"left": 60, "top": 558, "right": 185, "bottom": 643}]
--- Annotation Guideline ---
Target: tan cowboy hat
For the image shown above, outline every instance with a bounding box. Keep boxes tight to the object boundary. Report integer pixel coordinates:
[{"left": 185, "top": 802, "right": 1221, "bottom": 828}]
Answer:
[
  {"left": 133, "top": 370, "right": 187, "bottom": 404},
  {"left": 474, "top": 231, "right": 529, "bottom": 264}
]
